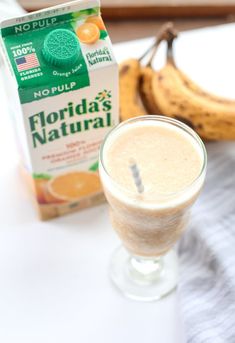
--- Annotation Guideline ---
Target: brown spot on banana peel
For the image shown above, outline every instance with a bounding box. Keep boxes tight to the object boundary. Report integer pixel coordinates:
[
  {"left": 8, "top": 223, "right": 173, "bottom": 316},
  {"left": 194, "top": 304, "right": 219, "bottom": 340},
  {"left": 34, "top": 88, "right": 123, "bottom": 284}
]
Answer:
[
  {"left": 196, "top": 123, "right": 203, "bottom": 129},
  {"left": 168, "top": 98, "right": 187, "bottom": 112},
  {"left": 179, "top": 104, "right": 186, "bottom": 111},
  {"left": 119, "top": 64, "right": 130, "bottom": 76},
  {"left": 222, "top": 120, "right": 234, "bottom": 126}
]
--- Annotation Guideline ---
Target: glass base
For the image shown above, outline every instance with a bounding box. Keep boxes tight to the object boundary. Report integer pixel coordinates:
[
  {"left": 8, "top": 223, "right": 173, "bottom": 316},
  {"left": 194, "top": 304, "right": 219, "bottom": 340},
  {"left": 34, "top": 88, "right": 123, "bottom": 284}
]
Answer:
[{"left": 109, "top": 246, "right": 178, "bottom": 302}]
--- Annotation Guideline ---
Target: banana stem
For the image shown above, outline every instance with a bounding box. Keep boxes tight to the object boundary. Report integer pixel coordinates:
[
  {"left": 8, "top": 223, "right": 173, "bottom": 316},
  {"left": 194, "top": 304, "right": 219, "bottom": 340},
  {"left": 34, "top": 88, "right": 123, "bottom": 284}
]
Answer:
[
  {"left": 138, "top": 39, "right": 159, "bottom": 62},
  {"left": 146, "top": 40, "right": 161, "bottom": 67},
  {"left": 166, "top": 37, "right": 176, "bottom": 66},
  {"left": 144, "top": 23, "right": 178, "bottom": 67},
  {"left": 138, "top": 22, "right": 176, "bottom": 64}
]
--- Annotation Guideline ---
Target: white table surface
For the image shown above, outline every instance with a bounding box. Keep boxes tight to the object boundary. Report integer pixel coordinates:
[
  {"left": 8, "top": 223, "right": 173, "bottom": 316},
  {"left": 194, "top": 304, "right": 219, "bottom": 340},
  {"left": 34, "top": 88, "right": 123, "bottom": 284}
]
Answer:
[{"left": 1, "top": 23, "right": 235, "bottom": 343}]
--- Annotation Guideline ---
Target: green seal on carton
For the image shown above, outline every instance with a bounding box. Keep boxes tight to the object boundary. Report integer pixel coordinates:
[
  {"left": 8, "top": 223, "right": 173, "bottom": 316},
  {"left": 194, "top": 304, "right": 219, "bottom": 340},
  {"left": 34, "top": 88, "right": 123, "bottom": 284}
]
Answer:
[{"left": 43, "top": 29, "right": 80, "bottom": 67}]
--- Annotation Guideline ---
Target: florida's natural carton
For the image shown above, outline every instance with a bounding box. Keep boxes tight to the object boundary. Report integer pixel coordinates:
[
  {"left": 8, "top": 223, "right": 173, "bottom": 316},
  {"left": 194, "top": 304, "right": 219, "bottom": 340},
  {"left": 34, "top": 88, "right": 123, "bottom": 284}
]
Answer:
[{"left": 0, "top": 0, "right": 119, "bottom": 220}]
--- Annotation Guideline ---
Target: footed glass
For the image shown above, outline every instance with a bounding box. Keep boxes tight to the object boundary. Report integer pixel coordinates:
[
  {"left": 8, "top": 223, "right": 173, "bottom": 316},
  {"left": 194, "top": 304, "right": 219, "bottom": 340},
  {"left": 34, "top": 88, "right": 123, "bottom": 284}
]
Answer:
[{"left": 99, "top": 116, "right": 207, "bottom": 301}]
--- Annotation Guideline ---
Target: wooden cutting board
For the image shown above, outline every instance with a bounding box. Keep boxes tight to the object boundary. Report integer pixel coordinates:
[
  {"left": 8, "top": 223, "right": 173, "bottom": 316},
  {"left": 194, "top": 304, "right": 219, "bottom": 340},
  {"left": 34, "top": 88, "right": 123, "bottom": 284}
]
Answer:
[{"left": 18, "top": 0, "right": 235, "bottom": 18}]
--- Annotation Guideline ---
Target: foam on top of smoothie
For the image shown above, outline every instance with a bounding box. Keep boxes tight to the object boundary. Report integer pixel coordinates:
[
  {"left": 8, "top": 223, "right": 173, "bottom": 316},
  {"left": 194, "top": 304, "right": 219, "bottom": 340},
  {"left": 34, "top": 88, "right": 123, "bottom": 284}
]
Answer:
[{"left": 103, "top": 120, "right": 203, "bottom": 201}]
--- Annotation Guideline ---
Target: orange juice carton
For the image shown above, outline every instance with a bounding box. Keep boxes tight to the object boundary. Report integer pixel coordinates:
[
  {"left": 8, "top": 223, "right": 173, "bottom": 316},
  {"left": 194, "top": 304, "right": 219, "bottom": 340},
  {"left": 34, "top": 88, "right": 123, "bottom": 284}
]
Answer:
[{"left": 0, "top": 0, "right": 119, "bottom": 219}]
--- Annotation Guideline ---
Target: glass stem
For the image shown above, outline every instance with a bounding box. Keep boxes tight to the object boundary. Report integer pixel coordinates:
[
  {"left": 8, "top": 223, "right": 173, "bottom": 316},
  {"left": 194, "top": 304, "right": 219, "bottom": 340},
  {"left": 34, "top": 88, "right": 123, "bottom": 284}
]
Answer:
[{"left": 128, "top": 255, "right": 163, "bottom": 284}]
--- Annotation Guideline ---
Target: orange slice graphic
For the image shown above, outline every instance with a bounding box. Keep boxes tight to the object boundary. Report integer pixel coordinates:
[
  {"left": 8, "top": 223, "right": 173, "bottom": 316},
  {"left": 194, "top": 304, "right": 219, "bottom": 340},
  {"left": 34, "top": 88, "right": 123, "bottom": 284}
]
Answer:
[
  {"left": 76, "top": 23, "right": 100, "bottom": 44},
  {"left": 48, "top": 172, "right": 102, "bottom": 201},
  {"left": 85, "top": 16, "right": 106, "bottom": 31}
]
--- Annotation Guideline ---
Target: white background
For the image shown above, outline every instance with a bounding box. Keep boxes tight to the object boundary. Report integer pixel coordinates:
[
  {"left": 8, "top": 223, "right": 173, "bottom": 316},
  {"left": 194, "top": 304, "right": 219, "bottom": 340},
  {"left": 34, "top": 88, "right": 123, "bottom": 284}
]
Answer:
[{"left": 1, "top": 23, "right": 235, "bottom": 342}]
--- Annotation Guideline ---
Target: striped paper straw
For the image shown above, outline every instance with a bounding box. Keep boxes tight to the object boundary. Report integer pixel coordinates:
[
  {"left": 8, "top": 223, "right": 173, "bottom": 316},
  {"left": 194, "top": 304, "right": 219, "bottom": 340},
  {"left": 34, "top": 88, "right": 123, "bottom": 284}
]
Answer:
[{"left": 129, "top": 159, "right": 144, "bottom": 194}]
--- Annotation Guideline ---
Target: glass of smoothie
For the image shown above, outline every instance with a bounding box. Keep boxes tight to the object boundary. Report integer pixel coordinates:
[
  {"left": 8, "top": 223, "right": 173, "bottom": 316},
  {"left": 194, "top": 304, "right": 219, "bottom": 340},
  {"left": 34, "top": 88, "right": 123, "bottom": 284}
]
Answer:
[{"left": 99, "top": 115, "right": 207, "bottom": 301}]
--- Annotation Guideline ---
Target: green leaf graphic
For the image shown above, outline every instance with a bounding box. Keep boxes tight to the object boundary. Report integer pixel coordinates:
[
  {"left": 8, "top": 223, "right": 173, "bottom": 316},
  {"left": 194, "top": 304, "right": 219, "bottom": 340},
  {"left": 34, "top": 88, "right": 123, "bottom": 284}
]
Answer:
[
  {"left": 33, "top": 173, "right": 51, "bottom": 180},
  {"left": 71, "top": 7, "right": 99, "bottom": 20},
  {"left": 99, "top": 30, "right": 108, "bottom": 40},
  {"left": 89, "top": 161, "right": 99, "bottom": 172}
]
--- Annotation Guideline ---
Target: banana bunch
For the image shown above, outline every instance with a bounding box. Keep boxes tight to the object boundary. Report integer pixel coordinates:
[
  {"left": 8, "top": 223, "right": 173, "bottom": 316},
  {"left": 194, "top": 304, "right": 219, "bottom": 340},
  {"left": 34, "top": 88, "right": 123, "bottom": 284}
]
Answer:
[{"left": 120, "top": 24, "right": 235, "bottom": 140}]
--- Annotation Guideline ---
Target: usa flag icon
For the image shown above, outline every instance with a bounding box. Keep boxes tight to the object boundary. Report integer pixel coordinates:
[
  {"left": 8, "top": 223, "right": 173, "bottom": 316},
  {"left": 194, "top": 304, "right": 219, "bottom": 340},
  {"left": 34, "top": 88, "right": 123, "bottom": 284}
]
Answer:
[{"left": 15, "top": 53, "right": 40, "bottom": 72}]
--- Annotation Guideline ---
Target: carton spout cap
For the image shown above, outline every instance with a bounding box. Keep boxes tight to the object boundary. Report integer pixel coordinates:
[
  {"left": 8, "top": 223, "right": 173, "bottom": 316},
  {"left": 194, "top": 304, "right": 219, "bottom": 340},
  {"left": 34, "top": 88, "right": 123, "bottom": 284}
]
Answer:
[{"left": 43, "top": 29, "right": 80, "bottom": 68}]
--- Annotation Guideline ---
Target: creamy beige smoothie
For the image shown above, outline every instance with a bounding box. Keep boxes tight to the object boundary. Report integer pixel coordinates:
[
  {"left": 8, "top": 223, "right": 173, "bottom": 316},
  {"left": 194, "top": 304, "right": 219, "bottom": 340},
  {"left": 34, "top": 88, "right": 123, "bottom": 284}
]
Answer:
[{"left": 100, "top": 116, "right": 206, "bottom": 257}]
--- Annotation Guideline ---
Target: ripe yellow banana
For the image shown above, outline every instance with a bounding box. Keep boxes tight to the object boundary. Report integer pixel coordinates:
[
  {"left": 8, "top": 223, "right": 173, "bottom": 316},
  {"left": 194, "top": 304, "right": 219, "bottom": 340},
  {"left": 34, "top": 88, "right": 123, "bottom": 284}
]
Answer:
[
  {"left": 151, "top": 63, "right": 235, "bottom": 140},
  {"left": 140, "top": 66, "right": 161, "bottom": 114},
  {"left": 174, "top": 67, "right": 235, "bottom": 106},
  {"left": 139, "top": 35, "right": 235, "bottom": 140},
  {"left": 119, "top": 58, "right": 146, "bottom": 122}
]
